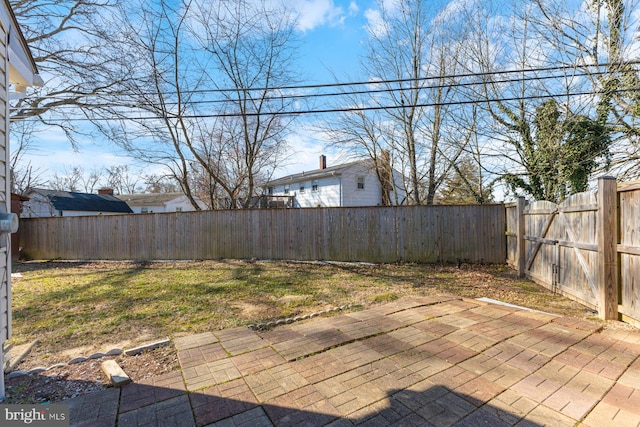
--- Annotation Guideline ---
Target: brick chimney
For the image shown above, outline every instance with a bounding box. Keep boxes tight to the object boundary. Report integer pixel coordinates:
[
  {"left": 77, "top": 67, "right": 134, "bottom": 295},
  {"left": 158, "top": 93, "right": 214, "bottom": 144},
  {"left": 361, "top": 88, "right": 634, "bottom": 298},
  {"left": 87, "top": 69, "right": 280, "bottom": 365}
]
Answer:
[
  {"left": 98, "top": 188, "right": 114, "bottom": 195},
  {"left": 319, "top": 155, "right": 327, "bottom": 170}
]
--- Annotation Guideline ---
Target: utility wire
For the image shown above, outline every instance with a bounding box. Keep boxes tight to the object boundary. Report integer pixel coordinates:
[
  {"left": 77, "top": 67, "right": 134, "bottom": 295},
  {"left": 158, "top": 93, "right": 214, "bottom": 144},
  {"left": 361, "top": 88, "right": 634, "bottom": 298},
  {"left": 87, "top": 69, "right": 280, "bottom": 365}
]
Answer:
[
  {"left": 15, "top": 60, "right": 640, "bottom": 102},
  {"left": 10, "top": 68, "right": 614, "bottom": 112},
  {"left": 12, "top": 86, "right": 639, "bottom": 122}
]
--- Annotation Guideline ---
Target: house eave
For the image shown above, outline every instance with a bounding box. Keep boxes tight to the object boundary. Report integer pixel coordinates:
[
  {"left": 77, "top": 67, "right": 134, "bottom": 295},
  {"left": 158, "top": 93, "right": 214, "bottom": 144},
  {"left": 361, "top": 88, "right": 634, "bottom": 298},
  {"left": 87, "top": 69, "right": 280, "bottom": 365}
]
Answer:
[
  {"left": 2, "top": 0, "right": 41, "bottom": 92},
  {"left": 265, "top": 160, "right": 369, "bottom": 187},
  {"left": 268, "top": 171, "right": 343, "bottom": 187}
]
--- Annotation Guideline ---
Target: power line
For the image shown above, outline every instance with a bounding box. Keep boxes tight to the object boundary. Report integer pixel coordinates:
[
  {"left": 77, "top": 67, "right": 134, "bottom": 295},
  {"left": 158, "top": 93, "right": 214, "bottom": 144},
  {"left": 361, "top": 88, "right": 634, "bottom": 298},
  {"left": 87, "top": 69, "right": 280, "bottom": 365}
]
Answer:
[
  {"left": 15, "top": 60, "right": 640, "bottom": 103},
  {"left": 13, "top": 86, "right": 639, "bottom": 122},
  {"left": 11, "top": 68, "right": 613, "bottom": 112}
]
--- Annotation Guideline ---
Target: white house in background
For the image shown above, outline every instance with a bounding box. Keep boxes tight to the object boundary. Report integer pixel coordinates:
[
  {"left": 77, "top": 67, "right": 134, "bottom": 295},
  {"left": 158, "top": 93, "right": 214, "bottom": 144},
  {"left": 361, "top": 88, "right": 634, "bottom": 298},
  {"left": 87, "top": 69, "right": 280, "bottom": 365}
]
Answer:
[
  {"left": 1, "top": 0, "right": 42, "bottom": 399},
  {"left": 21, "top": 188, "right": 133, "bottom": 217},
  {"left": 117, "top": 192, "right": 207, "bottom": 213},
  {"left": 265, "top": 155, "right": 406, "bottom": 208}
]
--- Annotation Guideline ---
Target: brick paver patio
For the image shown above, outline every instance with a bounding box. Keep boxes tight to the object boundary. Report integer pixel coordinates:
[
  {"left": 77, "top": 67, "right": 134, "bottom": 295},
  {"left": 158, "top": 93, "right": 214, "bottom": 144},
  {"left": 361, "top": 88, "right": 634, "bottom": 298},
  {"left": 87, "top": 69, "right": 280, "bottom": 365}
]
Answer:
[{"left": 65, "top": 296, "right": 640, "bottom": 426}]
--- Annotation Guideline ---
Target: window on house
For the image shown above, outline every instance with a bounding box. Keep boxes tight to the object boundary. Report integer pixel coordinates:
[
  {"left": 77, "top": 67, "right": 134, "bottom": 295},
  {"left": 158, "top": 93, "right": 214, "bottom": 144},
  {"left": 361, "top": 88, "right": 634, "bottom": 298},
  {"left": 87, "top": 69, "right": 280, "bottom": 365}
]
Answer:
[
  {"left": 268, "top": 187, "right": 273, "bottom": 195},
  {"left": 357, "top": 176, "right": 365, "bottom": 190},
  {"left": 176, "top": 207, "right": 182, "bottom": 212},
  {"left": 312, "top": 180, "right": 319, "bottom": 191},
  {"left": 299, "top": 184, "right": 305, "bottom": 193},
  {"left": 284, "top": 185, "right": 289, "bottom": 194},
  {"left": 141, "top": 207, "right": 149, "bottom": 213}
]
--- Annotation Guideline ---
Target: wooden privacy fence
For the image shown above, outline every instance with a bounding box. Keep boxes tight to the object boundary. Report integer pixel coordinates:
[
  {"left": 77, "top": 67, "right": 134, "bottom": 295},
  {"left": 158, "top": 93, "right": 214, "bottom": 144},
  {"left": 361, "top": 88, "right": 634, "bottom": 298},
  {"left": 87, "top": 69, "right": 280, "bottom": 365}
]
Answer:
[
  {"left": 507, "top": 177, "right": 640, "bottom": 325},
  {"left": 20, "top": 204, "right": 506, "bottom": 264}
]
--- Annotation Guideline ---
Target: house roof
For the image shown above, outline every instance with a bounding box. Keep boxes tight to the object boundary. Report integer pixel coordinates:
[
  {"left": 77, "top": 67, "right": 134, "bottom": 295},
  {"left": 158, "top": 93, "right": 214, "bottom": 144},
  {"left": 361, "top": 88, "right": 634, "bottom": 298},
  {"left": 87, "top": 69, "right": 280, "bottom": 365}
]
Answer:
[
  {"left": 266, "top": 160, "right": 369, "bottom": 187},
  {"left": 116, "top": 193, "right": 185, "bottom": 207},
  {"left": 29, "top": 189, "right": 133, "bottom": 213}
]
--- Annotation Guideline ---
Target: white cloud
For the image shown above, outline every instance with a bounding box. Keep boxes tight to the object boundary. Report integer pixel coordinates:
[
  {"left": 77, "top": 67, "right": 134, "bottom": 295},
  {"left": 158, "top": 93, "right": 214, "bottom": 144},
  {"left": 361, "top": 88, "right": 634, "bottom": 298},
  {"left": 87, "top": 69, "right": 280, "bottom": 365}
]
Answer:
[
  {"left": 348, "top": 1, "right": 359, "bottom": 15},
  {"left": 12, "top": 125, "right": 158, "bottom": 184},
  {"left": 364, "top": 8, "right": 387, "bottom": 37},
  {"left": 276, "top": 124, "right": 345, "bottom": 177},
  {"left": 363, "top": 0, "right": 403, "bottom": 37},
  {"left": 432, "top": 0, "right": 475, "bottom": 27},
  {"left": 291, "top": 0, "right": 346, "bottom": 31},
  {"left": 21, "top": 147, "right": 137, "bottom": 173}
]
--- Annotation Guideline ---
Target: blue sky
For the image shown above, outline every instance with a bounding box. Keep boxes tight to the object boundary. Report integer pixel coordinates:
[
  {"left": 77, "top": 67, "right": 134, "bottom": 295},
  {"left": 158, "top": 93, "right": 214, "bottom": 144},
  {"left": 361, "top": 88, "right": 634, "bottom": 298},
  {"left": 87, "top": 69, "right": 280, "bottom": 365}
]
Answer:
[
  {"left": 297, "top": 1, "right": 368, "bottom": 83},
  {"left": 18, "top": 0, "right": 379, "bottom": 184}
]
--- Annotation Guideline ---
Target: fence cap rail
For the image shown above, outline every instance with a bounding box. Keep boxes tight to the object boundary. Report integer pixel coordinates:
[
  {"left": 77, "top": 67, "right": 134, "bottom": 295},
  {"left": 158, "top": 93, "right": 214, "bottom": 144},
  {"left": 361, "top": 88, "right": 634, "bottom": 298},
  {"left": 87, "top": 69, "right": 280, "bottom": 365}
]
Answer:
[{"left": 617, "top": 180, "right": 640, "bottom": 193}]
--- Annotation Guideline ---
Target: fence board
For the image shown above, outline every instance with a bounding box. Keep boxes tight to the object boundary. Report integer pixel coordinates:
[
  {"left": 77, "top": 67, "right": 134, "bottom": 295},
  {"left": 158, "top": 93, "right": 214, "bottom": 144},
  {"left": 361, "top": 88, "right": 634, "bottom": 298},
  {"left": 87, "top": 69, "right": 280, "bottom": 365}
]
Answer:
[
  {"left": 506, "top": 180, "right": 640, "bottom": 325},
  {"left": 505, "top": 203, "right": 518, "bottom": 269},
  {"left": 522, "top": 194, "right": 599, "bottom": 308},
  {"left": 619, "top": 187, "right": 640, "bottom": 322},
  {"left": 20, "top": 205, "right": 506, "bottom": 264}
]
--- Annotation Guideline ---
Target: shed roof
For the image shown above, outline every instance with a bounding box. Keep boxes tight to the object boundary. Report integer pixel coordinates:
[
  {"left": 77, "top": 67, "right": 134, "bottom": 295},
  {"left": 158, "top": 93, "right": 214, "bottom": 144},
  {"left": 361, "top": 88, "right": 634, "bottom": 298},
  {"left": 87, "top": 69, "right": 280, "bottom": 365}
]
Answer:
[{"left": 29, "top": 189, "right": 133, "bottom": 213}]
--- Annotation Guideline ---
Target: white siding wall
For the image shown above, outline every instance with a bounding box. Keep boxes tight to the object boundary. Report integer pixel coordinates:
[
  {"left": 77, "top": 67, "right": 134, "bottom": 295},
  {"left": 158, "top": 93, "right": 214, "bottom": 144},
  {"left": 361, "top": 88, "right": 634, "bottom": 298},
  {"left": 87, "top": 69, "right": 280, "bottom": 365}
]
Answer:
[
  {"left": 0, "top": 10, "right": 9, "bottom": 345},
  {"left": 131, "top": 205, "right": 165, "bottom": 214},
  {"left": 129, "top": 196, "right": 206, "bottom": 213},
  {"left": 341, "top": 165, "right": 383, "bottom": 207},
  {"left": 165, "top": 196, "right": 206, "bottom": 212},
  {"left": 391, "top": 171, "right": 407, "bottom": 205},
  {"left": 21, "top": 194, "right": 58, "bottom": 218},
  {"left": 271, "top": 176, "right": 341, "bottom": 207},
  {"left": 1, "top": 1, "right": 40, "bottom": 397},
  {"left": 268, "top": 162, "right": 407, "bottom": 208}
]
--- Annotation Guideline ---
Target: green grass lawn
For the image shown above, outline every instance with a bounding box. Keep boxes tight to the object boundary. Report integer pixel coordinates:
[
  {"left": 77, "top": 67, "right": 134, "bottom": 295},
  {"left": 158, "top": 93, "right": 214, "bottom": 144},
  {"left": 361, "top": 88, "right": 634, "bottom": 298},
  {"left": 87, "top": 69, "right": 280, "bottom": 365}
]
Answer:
[{"left": 10, "top": 260, "right": 592, "bottom": 365}]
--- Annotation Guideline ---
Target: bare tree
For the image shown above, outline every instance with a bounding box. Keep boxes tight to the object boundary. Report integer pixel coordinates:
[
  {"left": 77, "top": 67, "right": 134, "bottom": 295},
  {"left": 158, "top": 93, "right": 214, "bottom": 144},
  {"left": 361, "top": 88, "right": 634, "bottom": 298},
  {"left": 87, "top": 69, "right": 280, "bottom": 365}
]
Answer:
[
  {"left": 9, "top": 120, "right": 47, "bottom": 194},
  {"left": 104, "top": 165, "right": 140, "bottom": 194},
  {"left": 322, "top": 103, "right": 404, "bottom": 206},
  {"left": 453, "top": 0, "right": 612, "bottom": 202},
  {"left": 530, "top": 0, "right": 640, "bottom": 178},
  {"left": 42, "top": 164, "right": 144, "bottom": 194},
  {"left": 10, "top": 0, "right": 130, "bottom": 127},
  {"left": 191, "top": 0, "right": 297, "bottom": 208},
  {"left": 361, "top": 0, "right": 426, "bottom": 204},
  {"left": 81, "top": 168, "right": 102, "bottom": 193},
  {"left": 101, "top": 0, "right": 297, "bottom": 209},
  {"left": 9, "top": 0, "right": 136, "bottom": 194},
  {"left": 329, "top": 0, "right": 472, "bottom": 205},
  {"left": 143, "top": 174, "right": 179, "bottom": 194},
  {"left": 50, "top": 166, "right": 84, "bottom": 192},
  {"left": 11, "top": 162, "right": 46, "bottom": 195}
]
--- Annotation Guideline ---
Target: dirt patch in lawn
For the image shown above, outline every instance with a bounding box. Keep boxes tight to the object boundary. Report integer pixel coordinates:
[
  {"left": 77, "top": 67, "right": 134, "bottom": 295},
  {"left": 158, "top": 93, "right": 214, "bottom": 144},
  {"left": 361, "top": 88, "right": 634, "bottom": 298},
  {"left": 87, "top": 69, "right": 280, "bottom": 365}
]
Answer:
[
  {"left": 232, "top": 301, "right": 279, "bottom": 320},
  {"left": 3, "top": 345, "right": 179, "bottom": 404}
]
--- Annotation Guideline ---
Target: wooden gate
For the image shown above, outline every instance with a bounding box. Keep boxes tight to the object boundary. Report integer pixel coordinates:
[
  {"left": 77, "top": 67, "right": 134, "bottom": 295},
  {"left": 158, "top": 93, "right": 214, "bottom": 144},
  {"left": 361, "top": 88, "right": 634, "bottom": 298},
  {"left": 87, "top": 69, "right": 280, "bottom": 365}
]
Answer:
[
  {"left": 618, "top": 182, "right": 640, "bottom": 323},
  {"left": 523, "top": 192, "right": 599, "bottom": 309},
  {"left": 507, "top": 178, "right": 640, "bottom": 324}
]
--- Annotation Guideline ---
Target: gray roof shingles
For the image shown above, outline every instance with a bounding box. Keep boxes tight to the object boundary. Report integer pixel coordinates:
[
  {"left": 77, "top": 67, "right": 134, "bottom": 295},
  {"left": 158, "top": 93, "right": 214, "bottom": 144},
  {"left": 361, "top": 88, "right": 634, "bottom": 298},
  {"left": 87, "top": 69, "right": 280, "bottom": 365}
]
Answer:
[
  {"left": 116, "top": 193, "right": 183, "bottom": 207},
  {"left": 33, "top": 189, "right": 133, "bottom": 213},
  {"left": 265, "top": 160, "right": 366, "bottom": 187}
]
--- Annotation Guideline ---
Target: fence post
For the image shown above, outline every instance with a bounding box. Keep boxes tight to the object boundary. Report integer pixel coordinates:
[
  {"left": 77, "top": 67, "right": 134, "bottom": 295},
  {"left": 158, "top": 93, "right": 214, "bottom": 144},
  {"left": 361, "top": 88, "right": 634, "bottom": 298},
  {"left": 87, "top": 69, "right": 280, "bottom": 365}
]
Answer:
[
  {"left": 597, "top": 176, "right": 618, "bottom": 320},
  {"left": 516, "top": 197, "right": 526, "bottom": 278}
]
